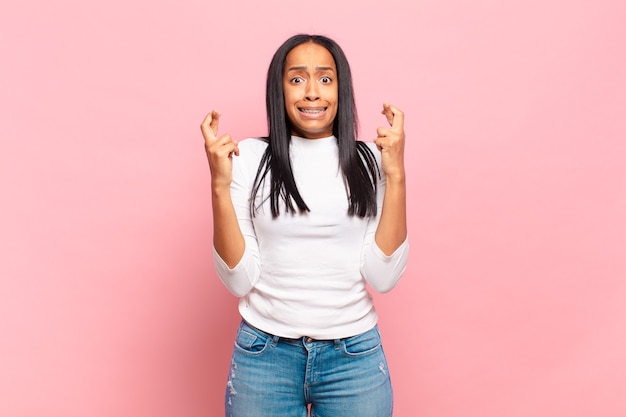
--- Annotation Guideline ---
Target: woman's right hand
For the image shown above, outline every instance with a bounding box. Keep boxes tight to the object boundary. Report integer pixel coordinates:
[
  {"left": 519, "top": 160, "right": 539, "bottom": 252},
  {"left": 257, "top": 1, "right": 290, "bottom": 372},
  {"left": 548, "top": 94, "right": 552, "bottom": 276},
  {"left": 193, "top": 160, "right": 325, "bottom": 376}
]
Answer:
[
  {"left": 201, "top": 110, "right": 239, "bottom": 188},
  {"left": 201, "top": 110, "right": 245, "bottom": 268}
]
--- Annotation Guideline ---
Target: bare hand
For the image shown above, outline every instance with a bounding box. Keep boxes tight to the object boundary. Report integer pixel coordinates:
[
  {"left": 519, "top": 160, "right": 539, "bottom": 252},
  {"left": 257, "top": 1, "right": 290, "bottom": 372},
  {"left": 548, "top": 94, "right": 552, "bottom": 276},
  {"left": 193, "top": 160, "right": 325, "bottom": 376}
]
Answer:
[
  {"left": 374, "top": 103, "right": 405, "bottom": 181},
  {"left": 201, "top": 110, "right": 239, "bottom": 188}
]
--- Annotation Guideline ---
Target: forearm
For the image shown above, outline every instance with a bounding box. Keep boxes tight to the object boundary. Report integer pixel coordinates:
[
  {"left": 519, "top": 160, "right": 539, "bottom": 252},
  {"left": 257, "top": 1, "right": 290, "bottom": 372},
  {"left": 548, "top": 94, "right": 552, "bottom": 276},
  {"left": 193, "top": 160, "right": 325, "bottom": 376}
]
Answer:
[
  {"left": 212, "top": 183, "right": 245, "bottom": 268},
  {"left": 375, "top": 174, "right": 407, "bottom": 256}
]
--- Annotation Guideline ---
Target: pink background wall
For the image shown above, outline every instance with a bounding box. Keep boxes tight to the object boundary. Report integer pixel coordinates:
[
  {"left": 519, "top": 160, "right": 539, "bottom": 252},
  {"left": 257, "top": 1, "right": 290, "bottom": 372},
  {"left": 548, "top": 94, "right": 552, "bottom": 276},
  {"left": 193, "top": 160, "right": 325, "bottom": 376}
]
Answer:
[{"left": 1, "top": 0, "right": 625, "bottom": 416}]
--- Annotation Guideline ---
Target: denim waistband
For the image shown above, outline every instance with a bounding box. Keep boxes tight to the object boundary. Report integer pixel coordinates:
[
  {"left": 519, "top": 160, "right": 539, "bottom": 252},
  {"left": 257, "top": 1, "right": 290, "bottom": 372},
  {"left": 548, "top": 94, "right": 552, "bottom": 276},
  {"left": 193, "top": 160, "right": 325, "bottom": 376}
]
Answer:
[{"left": 241, "top": 320, "right": 350, "bottom": 347}]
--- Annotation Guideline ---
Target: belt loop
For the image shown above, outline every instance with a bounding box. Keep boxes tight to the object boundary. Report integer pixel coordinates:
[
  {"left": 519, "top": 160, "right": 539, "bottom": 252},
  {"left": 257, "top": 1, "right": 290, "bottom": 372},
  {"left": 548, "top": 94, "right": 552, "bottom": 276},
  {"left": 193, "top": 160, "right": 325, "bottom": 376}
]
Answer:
[
  {"left": 334, "top": 338, "right": 341, "bottom": 350},
  {"left": 271, "top": 334, "right": 279, "bottom": 347}
]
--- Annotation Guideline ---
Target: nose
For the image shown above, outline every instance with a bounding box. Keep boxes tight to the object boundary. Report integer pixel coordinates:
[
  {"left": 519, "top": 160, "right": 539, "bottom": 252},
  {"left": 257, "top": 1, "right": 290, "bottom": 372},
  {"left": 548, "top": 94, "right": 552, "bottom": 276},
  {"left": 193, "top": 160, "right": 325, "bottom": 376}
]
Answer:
[{"left": 304, "top": 80, "right": 320, "bottom": 101}]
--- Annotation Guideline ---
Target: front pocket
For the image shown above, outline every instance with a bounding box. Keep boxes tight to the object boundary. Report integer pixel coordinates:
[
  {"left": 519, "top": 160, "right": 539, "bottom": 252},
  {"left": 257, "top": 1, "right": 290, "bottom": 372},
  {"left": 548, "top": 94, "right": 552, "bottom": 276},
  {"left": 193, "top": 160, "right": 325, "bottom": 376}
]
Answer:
[
  {"left": 341, "top": 328, "right": 382, "bottom": 357},
  {"left": 235, "top": 329, "right": 270, "bottom": 354}
]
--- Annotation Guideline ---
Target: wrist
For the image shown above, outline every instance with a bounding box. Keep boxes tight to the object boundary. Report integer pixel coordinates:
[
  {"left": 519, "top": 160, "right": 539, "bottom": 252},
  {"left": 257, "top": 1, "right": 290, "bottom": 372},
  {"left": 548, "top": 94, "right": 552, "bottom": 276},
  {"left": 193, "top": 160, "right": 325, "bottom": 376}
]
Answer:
[
  {"left": 211, "top": 181, "right": 232, "bottom": 197},
  {"left": 384, "top": 172, "right": 406, "bottom": 184}
]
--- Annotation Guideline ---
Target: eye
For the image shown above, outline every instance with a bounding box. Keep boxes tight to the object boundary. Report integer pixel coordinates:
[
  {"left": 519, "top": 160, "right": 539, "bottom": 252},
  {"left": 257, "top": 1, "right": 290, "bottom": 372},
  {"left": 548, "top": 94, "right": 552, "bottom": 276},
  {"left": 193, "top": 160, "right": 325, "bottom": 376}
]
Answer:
[
  {"left": 290, "top": 76, "right": 304, "bottom": 84},
  {"left": 320, "top": 76, "right": 332, "bottom": 84}
]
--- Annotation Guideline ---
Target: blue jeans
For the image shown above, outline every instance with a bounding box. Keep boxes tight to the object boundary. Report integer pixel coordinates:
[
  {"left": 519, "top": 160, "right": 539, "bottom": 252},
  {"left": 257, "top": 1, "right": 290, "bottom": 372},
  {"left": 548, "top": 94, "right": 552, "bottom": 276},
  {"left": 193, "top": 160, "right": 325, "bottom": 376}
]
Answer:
[{"left": 225, "top": 320, "right": 393, "bottom": 417}]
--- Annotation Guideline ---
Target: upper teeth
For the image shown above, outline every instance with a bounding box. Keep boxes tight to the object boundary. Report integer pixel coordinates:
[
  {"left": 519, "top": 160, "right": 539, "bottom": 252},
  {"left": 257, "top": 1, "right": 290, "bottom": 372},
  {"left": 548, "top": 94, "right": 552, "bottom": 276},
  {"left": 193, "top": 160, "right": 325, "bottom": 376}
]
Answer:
[{"left": 301, "top": 108, "right": 324, "bottom": 113}]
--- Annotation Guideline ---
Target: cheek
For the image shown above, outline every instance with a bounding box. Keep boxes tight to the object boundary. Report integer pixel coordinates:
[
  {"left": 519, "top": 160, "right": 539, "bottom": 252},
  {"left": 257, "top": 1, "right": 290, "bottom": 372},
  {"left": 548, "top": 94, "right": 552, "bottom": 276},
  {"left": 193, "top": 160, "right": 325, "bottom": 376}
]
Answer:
[
  {"left": 282, "top": 83, "right": 292, "bottom": 100},
  {"left": 328, "top": 87, "right": 338, "bottom": 106},
  {"left": 283, "top": 89, "right": 299, "bottom": 107}
]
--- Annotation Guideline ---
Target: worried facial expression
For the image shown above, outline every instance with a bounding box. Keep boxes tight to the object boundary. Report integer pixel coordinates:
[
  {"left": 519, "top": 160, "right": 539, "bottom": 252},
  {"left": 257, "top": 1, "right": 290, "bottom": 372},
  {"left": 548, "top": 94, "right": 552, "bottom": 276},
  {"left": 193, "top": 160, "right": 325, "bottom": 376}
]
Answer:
[{"left": 283, "top": 42, "right": 338, "bottom": 139}]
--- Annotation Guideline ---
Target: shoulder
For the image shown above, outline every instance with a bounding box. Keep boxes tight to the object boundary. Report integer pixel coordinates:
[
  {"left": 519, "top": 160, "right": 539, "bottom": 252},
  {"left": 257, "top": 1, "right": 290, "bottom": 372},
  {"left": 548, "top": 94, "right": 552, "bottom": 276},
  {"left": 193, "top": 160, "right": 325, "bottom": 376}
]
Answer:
[
  {"left": 238, "top": 137, "right": 269, "bottom": 153},
  {"left": 356, "top": 140, "right": 380, "bottom": 153},
  {"left": 235, "top": 137, "right": 269, "bottom": 163},
  {"left": 357, "top": 140, "right": 382, "bottom": 165},
  {"left": 231, "top": 137, "right": 268, "bottom": 180},
  {"left": 362, "top": 141, "right": 379, "bottom": 154}
]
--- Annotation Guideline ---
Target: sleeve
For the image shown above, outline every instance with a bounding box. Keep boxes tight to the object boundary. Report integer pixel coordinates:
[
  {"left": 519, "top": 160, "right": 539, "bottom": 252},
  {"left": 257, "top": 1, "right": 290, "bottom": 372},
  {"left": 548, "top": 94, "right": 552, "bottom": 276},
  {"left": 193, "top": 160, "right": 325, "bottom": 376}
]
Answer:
[
  {"left": 212, "top": 141, "right": 262, "bottom": 297},
  {"left": 359, "top": 147, "right": 410, "bottom": 294}
]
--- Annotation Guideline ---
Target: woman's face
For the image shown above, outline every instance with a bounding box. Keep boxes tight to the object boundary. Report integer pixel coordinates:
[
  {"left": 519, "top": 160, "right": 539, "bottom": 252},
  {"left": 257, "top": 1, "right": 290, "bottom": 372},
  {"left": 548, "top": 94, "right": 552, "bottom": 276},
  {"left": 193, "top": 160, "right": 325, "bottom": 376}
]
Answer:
[{"left": 283, "top": 42, "right": 338, "bottom": 139}]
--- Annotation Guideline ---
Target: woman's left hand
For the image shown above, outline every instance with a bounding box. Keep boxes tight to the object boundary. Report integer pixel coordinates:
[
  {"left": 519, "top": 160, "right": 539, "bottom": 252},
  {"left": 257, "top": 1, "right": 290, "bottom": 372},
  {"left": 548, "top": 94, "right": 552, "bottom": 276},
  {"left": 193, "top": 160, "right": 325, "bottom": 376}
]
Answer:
[{"left": 374, "top": 103, "right": 406, "bottom": 181}]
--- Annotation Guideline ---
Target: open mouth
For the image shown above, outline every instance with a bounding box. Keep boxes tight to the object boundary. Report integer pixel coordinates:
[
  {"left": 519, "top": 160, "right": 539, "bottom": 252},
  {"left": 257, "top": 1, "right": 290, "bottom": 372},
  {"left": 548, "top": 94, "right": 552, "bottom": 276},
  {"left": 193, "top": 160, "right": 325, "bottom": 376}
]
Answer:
[{"left": 298, "top": 107, "right": 327, "bottom": 114}]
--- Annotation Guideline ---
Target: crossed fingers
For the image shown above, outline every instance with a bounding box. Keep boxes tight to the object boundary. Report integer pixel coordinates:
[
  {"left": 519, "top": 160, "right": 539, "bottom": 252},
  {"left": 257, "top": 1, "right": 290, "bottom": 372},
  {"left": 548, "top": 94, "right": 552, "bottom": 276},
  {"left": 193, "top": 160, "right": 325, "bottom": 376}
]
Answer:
[
  {"left": 201, "top": 110, "right": 221, "bottom": 143},
  {"left": 201, "top": 110, "right": 239, "bottom": 157},
  {"left": 375, "top": 103, "right": 405, "bottom": 148}
]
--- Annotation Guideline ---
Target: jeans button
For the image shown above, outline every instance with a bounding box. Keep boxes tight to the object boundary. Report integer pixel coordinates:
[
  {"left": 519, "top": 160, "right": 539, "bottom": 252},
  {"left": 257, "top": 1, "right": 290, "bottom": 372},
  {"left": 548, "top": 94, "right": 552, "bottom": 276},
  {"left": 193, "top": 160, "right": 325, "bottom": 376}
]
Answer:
[{"left": 306, "top": 337, "right": 313, "bottom": 344}]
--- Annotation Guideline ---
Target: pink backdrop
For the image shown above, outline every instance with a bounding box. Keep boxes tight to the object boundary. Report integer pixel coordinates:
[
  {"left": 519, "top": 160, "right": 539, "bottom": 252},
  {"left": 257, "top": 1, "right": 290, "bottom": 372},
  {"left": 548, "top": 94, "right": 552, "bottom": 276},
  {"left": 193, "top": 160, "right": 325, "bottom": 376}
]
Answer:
[{"left": 1, "top": 0, "right": 625, "bottom": 416}]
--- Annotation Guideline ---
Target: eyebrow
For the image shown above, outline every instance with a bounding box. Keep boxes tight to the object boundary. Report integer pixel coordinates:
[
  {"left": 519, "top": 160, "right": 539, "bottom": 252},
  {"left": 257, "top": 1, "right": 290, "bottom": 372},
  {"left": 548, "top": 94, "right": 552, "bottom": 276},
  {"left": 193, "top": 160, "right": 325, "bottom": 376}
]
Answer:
[{"left": 286, "top": 65, "right": 335, "bottom": 72}]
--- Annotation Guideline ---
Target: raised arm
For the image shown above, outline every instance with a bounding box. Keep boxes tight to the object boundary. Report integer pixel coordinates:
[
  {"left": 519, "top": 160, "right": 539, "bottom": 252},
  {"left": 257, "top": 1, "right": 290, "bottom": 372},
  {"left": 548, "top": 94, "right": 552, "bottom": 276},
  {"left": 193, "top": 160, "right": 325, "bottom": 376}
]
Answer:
[
  {"left": 201, "top": 110, "right": 245, "bottom": 268},
  {"left": 373, "top": 103, "right": 407, "bottom": 255}
]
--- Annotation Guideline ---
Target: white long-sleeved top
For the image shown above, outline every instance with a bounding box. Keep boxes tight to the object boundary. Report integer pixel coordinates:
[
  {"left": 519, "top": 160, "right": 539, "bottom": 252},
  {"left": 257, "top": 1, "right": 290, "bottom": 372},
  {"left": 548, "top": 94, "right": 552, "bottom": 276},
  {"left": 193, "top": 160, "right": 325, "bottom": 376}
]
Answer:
[{"left": 213, "top": 135, "right": 409, "bottom": 339}]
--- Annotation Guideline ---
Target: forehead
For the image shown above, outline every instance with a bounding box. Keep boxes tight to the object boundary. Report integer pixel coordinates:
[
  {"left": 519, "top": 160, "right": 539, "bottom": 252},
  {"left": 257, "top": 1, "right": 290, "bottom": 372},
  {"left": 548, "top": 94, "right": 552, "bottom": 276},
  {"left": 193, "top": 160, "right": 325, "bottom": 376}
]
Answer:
[{"left": 284, "top": 42, "right": 336, "bottom": 70}]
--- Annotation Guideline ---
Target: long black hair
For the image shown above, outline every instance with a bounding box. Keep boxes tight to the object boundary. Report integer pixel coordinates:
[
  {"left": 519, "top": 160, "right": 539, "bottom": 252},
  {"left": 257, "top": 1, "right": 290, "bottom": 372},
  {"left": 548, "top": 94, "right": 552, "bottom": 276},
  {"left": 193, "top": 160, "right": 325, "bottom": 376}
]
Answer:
[{"left": 250, "top": 34, "right": 379, "bottom": 218}]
